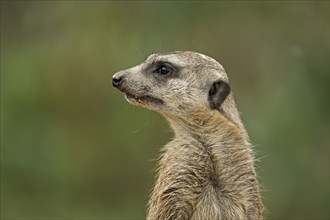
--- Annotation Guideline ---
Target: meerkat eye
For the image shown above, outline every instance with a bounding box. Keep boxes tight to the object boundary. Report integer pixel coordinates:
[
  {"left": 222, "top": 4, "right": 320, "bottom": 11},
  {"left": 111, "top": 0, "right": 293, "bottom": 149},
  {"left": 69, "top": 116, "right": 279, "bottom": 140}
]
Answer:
[{"left": 155, "top": 64, "right": 173, "bottom": 75}]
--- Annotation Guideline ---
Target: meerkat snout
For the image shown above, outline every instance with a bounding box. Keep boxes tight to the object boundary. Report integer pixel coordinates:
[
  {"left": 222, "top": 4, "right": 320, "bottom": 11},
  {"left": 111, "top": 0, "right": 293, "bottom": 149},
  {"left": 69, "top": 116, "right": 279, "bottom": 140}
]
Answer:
[{"left": 112, "top": 74, "right": 124, "bottom": 88}]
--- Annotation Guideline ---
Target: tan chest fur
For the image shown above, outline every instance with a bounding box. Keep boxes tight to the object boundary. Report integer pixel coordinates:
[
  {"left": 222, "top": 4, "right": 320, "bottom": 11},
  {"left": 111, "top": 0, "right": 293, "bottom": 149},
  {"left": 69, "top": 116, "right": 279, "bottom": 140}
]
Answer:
[{"left": 147, "top": 110, "right": 263, "bottom": 220}]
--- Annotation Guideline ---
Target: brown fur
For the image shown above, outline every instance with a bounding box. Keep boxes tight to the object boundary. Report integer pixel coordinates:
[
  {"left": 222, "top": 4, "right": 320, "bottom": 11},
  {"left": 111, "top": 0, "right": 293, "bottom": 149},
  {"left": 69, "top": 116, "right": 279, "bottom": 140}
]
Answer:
[{"left": 113, "top": 51, "right": 263, "bottom": 220}]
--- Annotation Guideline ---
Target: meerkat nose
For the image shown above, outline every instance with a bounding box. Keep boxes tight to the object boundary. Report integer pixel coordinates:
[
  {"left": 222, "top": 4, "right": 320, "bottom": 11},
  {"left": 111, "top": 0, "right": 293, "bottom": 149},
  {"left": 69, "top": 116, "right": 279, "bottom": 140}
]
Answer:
[{"left": 112, "top": 75, "right": 124, "bottom": 87}]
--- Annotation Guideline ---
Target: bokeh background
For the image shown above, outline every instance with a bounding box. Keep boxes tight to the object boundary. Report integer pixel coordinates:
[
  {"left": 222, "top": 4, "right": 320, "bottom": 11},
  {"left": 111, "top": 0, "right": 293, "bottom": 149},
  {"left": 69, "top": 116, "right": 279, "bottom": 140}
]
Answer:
[{"left": 1, "top": 1, "right": 329, "bottom": 219}]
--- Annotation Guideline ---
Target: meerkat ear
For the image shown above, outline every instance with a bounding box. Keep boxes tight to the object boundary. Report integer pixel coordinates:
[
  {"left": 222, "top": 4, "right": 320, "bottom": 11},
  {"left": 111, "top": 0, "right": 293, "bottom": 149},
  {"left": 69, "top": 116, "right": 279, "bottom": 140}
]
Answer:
[{"left": 208, "top": 80, "right": 231, "bottom": 109}]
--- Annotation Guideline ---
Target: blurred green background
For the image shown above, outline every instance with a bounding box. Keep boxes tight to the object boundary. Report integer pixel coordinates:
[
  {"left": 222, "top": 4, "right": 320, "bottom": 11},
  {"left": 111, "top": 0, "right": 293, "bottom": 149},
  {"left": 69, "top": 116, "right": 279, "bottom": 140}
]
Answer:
[{"left": 1, "top": 1, "right": 329, "bottom": 219}]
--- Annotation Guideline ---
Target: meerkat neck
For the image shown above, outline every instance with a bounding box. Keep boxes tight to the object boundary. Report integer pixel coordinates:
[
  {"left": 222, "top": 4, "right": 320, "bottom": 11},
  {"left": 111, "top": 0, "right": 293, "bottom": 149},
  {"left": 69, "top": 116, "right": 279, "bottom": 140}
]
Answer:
[
  {"left": 164, "top": 107, "right": 249, "bottom": 146},
  {"left": 221, "top": 94, "right": 249, "bottom": 139}
]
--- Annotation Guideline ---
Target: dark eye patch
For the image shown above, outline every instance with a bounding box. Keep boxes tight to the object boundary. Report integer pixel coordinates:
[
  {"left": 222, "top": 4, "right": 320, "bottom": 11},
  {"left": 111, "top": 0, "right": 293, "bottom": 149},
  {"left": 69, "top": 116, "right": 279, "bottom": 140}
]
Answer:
[
  {"left": 142, "top": 60, "right": 181, "bottom": 80},
  {"left": 154, "top": 63, "right": 173, "bottom": 75}
]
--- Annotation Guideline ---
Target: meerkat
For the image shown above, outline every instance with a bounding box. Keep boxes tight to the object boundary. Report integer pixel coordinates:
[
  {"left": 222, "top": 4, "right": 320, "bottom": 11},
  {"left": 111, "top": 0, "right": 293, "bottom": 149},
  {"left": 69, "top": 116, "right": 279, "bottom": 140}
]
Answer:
[{"left": 112, "top": 51, "right": 263, "bottom": 220}]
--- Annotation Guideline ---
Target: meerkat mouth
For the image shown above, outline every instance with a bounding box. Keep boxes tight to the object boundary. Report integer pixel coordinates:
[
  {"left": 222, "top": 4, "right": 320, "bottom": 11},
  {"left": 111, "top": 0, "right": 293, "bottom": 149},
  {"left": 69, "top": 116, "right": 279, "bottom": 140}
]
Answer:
[{"left": 125, "top": 92, "right": 164, "bottom": 106}]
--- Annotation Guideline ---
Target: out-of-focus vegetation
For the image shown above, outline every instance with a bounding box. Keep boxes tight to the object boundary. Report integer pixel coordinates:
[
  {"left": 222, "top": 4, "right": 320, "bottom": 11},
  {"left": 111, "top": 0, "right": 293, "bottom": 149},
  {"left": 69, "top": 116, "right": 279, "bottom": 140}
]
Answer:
[{"left": 1, "top": 1, "right": 329, "bottom": 219}]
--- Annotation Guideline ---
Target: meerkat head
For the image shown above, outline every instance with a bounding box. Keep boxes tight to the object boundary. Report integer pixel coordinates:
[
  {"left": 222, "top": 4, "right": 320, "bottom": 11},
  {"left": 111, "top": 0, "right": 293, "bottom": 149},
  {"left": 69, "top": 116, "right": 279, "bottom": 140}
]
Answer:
[{"left": 112, "top": 51, "right": 233, "bottom": 120}]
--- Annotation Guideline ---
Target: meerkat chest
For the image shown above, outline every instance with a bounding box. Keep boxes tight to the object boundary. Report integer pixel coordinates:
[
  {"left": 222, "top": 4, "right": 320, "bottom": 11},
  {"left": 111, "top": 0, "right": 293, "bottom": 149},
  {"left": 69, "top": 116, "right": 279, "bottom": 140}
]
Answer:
[
  {"left": 159, "top": 137, "right": 216, "bottom": 190},
  {"left": 161, "top": 138, "right": 250, "bottom": 218}
]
